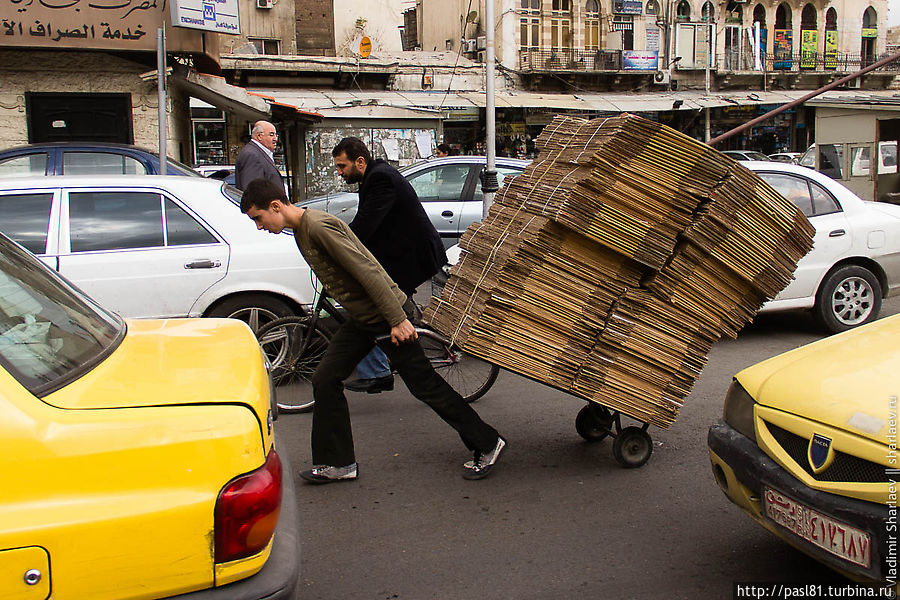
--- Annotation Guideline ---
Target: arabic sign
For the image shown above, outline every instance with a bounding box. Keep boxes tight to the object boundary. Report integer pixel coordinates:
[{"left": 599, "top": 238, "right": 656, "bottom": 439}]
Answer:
[
  {"left": 170, "top": 0, "right": 239, "bottom": 34},
  {"left": 622, "top": 50, "right": 658, "bottom": 70},
  {"left": 612, "top": 0, "right": 642, "bottom": 15},
  {"left": 824, "top": 30, "right": 837, "bottom": 70},
  {"left": 800, "top": 29, "right": 816, "bottom": 69},
  {"left": 1, "top": 0, "right": 207, "bottom": 51}
]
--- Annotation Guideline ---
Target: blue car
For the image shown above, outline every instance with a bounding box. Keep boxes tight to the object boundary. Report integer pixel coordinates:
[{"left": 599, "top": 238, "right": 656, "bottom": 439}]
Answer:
[{"left": 0, "top": 142, "right": 201, "bottom": 178}]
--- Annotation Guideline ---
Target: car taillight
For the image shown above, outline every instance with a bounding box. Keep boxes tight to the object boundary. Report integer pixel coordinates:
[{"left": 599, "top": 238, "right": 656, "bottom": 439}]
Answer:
[{"left": 214, "top": 449, "right": 282, "bottom": 564}]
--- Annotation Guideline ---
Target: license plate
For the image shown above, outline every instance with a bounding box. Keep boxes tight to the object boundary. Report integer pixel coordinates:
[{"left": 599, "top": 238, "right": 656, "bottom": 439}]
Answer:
[{"left": 763, "top": 487, "right": 872, "bottom": 569}]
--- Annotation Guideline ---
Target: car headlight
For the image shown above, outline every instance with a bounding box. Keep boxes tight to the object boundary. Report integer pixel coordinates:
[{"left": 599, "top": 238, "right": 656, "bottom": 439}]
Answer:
[{"left": 723, "top": 379, "right": 757, "bottom": 442}]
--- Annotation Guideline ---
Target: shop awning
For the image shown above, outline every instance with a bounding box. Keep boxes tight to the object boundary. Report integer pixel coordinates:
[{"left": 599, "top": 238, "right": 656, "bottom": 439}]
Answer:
[
  {"left": 245, "top": 87, "right": 900, "bottom": 118},
  {"left": 171, "top": 66, "right": 323, "bottom": 122}
]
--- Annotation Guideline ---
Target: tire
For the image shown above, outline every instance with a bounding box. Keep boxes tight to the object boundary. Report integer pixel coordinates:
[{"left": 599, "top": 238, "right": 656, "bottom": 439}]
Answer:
[
  {"left": 612, "top": 427, "right": 653, "bottom": 468},
  {"left": 575, "top": 404, "right": 614, "bottom": 442},
  {"left": 417, "top": 330, "right": 499, "bottom": 403},
  {"left": 814, "top": 265, "right": 882, "bottom": 334},
  {"left": 207, "top": 294, "right": 296, "bottom": 334},
  {"left": 256, "top": 316, "right": 330, "bottom": 414}
]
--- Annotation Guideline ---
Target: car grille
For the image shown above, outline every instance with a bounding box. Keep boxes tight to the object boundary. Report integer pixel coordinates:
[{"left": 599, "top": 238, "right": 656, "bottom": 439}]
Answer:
[{"left": 764, "top": 422, "right": 890, "bottom": 483}]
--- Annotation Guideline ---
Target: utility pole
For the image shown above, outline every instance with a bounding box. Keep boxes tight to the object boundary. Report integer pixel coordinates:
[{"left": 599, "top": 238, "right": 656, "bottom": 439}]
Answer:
[
  {"left": 482, "top": 0, "right": 499, "bottom": 217},
  {"left": 157, "top": 27, "right": 167, "bottom": 175}
]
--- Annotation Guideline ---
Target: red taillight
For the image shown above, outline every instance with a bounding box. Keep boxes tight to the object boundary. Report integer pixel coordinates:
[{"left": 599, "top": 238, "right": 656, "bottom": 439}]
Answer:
[{"left": 214, "top": 449, "right": 283, "bottom": 564}]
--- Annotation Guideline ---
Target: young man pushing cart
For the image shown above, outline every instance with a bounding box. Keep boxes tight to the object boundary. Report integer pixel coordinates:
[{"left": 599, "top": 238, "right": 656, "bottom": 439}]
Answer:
[{"left": 240, "top": 178, "right": 506, "bottom": 483}]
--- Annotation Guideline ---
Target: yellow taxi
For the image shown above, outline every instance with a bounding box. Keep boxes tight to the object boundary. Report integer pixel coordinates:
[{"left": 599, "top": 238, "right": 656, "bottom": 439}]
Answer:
[
  {"left": 0, "top": 232, "right": 299, "bottom": 599},
  {"left": 709, "top": 313, "right": 900, "bottom": 585}
]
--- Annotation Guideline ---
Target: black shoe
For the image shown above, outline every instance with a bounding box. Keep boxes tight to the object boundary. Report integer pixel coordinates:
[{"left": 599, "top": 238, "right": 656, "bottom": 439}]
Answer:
[
  {"left": 344, "top": 375, "right": 394, "bottom": 394},
  {"left": 299, "top": 463, "right": 358, "bottom": 484},
  {"left": 462, "top": 436, "right": 507, "bottom": 480}
]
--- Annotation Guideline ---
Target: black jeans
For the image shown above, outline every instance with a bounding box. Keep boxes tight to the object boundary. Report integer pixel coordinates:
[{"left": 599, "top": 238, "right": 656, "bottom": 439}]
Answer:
[{"left": 309, "top": 305, "right": 500, "bottom": 467}]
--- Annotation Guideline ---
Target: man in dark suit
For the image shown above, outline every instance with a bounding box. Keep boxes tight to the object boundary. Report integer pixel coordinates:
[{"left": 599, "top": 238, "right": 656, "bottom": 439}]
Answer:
[
  {"left": 235, "top": 120, "right": 282, "bottom": 191},
  {"left": 332, "top": 137, "right": 447, "bottom": 393}
]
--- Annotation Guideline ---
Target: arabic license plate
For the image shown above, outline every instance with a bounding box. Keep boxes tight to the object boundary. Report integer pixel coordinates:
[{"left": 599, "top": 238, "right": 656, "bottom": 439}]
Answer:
[{"left": 763, "top": 486, "right": 872, "bottom": 569}]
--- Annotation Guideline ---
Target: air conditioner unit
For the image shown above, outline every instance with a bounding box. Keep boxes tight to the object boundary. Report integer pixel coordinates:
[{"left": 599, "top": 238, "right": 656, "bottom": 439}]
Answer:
[
  {"left": 256, "top": 0, "right": 273, "bottom": 9},
  {"left": 464, "top": 39, "right": 477, "bottom": 53},
  {"left": 476, "top": 35, "right": 486, "bottom": 50},
  {"left": 653, "top": 69, "right": 671, "bottom": 85},
  {"left": 477, "top": 50, "right": 486, "bottom": 63}
]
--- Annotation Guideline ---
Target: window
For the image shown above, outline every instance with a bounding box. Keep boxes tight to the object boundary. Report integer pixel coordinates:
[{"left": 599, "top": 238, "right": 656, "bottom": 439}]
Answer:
[
  {"left": 521, "top": 0, "right": 540, "bottom": 9},
  {"left": 646, "top": 0, "right": 659, "bottom": 15},
  {"left": 62, "top": 152, "right": 147, "bottom": 175},
  {"left": 850, "top": 146, "right": 871, "bottom": 177},
  {"left": 585, "top": 0, "right": 600, "bottom": 49},
  {"left": 551, "top": 18, "right": 571, "bottom": 50},
  {"left": 69, "top": 191, "right": 164, "bottom": 252},
  {"left": 0, "top": 235, "right": 122, "bottom": 396},
  {"left": 0, "top": 154, "right": 49, "bottom": 178},
  {"left": 701, "top": 1, "right": 714, "bottom": 22},
  {"left": 0, "top": 193, "right": 54, "bottom": 254},
  {"left": 473, "top": 167, "right": 524, "bottom": 203},
  {"left": 521, "top": 18, "right": 541, "bottom": 50},
  {"left": 249, "top": 38, "right": 280, "bottom": 55},
  {"left": 165, "top": 200, "right": 217, "bottom": 246},
  {"left": 758, "top": 173, "right": 841, "bottom": 217},
  {"left": 407, "top": 166, "right": 470, "bottom": 202},
  {"left": 552, "top": 0, "right": 570, "bottom": 10},
  {"left": 676, "top": 0, "right": 691, "bottom": 21}
]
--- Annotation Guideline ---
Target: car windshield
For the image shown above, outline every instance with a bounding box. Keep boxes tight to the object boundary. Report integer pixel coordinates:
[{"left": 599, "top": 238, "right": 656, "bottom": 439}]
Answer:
[
  {"left": 0, "top": 235, "right": 123, "bottom": 396},
  {"left": 159, "top": 156, "right": 202, "bottom": 177}
]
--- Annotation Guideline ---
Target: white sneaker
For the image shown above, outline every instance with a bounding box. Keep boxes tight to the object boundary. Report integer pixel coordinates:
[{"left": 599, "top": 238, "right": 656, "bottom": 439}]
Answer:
[
  {"left": 462, "top": 437, "right": 506, "bottom": 480},
  {"left": 299, "top": 463, "right": 358, "bottom": 484}
]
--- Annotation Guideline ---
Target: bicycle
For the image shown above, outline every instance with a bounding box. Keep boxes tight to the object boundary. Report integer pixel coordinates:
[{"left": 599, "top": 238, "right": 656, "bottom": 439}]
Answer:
[{"left": 256, "top": 291, "right": 500, "bottom": 414}]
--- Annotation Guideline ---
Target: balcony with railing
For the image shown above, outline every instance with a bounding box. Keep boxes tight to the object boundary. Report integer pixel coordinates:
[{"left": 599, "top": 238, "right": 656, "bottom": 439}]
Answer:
[
  {"left": 518, "top": 47, "right": 899, "bottom": 80},
  {"left": 519, "top": 49, "right": 623, "bottom": 72}
]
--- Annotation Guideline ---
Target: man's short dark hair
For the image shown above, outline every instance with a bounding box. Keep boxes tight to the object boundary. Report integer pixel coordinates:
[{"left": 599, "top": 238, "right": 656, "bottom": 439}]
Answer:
[
  {"left": 436, "top": 143, "right": 451, "bottom": 155},
  {"left": 241, "top": 178, "right": 286, "bottom": 213},
  {"left": 332, "top": 137, "right": 372, "bottom": 164}
]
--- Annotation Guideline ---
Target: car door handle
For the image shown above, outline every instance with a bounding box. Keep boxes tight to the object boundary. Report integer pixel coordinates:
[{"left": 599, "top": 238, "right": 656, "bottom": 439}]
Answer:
[
  {"left": 185, "top": 259, "right": 221, "bottom": 269},
  {"left": 828, "top": 229, "right": 846, "bottom": 238},
  {"left": 441, "top": 210, "right": 454, "bottom": 217}
]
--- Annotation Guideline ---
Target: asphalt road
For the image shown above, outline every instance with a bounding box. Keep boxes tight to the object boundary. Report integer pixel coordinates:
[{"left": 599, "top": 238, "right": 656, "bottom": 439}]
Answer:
[{"left": 279, "top": 296, "right": 900, "bottom": 600}]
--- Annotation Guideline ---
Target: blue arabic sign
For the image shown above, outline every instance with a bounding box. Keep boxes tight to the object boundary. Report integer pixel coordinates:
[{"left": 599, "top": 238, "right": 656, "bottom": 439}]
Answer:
[{"left": 623, "top": 50, "right": 659, "bottom": 70}]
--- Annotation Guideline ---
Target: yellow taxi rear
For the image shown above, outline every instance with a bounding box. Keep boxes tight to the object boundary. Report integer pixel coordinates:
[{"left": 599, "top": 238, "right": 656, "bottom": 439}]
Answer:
[
  {"left": 708, "top": 314, "right": 900, "bottom": 584},
  {"left": 0, "top": 233, "right": 289, "bottom": 600}
]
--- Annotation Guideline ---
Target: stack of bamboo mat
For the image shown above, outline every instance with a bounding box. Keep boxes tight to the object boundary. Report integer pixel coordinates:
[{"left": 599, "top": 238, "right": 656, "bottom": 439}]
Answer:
[{"left": 424, "top": 114, "right": 815, "bottom": 428}]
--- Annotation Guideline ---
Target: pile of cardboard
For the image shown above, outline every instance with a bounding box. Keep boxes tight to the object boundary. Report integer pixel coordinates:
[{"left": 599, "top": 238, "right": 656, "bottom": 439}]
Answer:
[{"left": 424, "top": 114, "right": 815, "bottom": 428}]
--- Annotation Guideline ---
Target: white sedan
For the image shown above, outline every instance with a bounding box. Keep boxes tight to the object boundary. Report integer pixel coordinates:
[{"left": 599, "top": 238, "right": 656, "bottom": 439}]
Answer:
[
  {"left": 443, "top": 162, "right": 900, "bottom": 334},
  {"left": 0, "top": 175, "right": 315, "bottom": 330}
]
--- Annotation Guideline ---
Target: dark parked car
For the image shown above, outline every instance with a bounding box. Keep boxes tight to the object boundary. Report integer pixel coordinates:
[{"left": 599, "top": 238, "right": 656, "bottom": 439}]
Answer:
[{"left": 0, "top": 142, "right": 201, "bottom": 178}]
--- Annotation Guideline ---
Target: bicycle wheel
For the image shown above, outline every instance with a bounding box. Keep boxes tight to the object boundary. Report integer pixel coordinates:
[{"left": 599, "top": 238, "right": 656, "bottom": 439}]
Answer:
[
  {"left": 256, "top": 316, "right": 331, "bottom": 414},
  {"left": 416, "top": 330, "right": 499, "bottom": 403}
]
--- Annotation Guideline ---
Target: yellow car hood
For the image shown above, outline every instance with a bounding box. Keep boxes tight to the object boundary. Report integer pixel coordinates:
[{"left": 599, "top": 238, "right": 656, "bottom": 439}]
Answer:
[
  {"left": 43, "top": 318, "right": 269, "bottom": 414},
  {"left": 737, "top": 314, "right": 900, "bottom": 445}
]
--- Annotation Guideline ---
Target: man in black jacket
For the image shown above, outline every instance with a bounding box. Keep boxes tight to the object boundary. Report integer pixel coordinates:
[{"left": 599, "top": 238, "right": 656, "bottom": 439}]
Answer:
[
  {"left": 332, "top": 137, "right": 447, "bottom": 393},
  {"left": 235, "top": 121, "right": 282, "bottom": 191}
]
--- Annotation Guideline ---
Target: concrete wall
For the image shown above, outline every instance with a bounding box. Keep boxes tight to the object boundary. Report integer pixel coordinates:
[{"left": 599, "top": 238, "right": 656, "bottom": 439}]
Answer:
[
  {"left": 334, "top": 0, "right": 413, "bottom": 54},
  {"left": 224, "top": 0, "right": 299, "bottom": 55},
  {"left": 0, "top": 50, "right": 191, "bottom": 162}
]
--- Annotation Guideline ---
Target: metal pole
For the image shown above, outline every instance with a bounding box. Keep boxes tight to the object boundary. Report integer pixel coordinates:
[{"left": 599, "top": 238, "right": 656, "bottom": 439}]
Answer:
[
  {"left": 482, "top": 0, "right": 499, "bottom": 217},
  {"left": 157, "top": 27, "right": 167, "bottom": 175},
  {"left": 708, "top": 50, "right": 900, "bottom": 146}
]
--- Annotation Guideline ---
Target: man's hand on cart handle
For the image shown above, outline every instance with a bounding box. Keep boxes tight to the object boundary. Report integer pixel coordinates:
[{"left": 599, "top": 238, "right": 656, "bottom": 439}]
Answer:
[{"left": 390, "top": 319, "right": 417, "bottom": 346}]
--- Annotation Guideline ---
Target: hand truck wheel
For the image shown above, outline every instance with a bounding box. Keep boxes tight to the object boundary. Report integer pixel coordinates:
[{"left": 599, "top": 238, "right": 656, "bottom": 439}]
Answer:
[
  {"left": 575, "top": 403, "right": 614, "bottom": 442},
  {"left": 612, "top": 426, "right": 653, "bottom": 468}
]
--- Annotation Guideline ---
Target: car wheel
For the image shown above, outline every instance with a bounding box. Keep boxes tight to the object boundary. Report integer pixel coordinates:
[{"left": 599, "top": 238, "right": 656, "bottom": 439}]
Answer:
[
  {"left": 207, "top": 294, "right": 296, "bottom": 334},
  {"left": 814, "top": 265, "right": 882, "bottom": 334}
]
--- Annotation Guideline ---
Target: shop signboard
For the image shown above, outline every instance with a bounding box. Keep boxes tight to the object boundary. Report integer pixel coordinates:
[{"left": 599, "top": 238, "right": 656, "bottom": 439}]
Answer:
[
  {"left": 774, "top": 29, "right": 793, "bottom": 70},
  {"left": 824, "top": 30, "right": 838, "bottom": 69},
  {"left": 170, "top": 0, "right": 240, "bottom": 34},
  {"left": 623, "top": 51, "right": 659, "bottom": 70},
  {"left": 443, "top": 107, "right": 480, "bottom": 122},
  {"left": 862, "top": 28, "right": 877, "bottom": 38},
  {"left": 800, "top": 29, "right": 817, "bottom": 69},
  {"left": 613, "top": 0, "right": 642, "bottom": 15},
  {"left": 646, "top": 27, "right": 660, "bottom": 52},
  {"left": 0, "top": 0, "right": 208, "bottom": 51}
]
